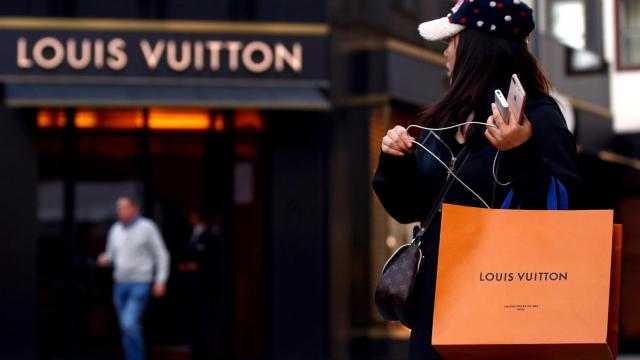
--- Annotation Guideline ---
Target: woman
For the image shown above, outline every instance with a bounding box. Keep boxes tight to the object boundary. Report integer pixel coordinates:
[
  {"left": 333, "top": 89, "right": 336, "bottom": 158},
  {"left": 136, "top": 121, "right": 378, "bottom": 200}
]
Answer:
[{"left": 372, "top": 1, "right": 582, "bottom": 359}]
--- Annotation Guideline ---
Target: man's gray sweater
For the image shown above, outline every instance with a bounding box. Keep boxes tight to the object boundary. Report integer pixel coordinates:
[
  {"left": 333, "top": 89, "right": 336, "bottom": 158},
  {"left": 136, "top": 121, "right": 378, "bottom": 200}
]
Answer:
[{"left": 105, "top": 217, "right": 170, "bottom": 284}]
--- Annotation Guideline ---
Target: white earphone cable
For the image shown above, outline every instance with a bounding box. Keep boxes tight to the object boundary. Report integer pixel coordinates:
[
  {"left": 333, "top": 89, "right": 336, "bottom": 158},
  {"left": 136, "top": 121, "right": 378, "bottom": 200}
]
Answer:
[
  {"left": 406, "top": 123, "right": 497, "bottom": 133},
  {"left": 411, "top": 140, "right": 491, "bottom": 209},
  {"left": 404, "top": 122, "right": 511, "bottom": 208},
  {"left": 492, "top": 150, "right": 511, "bottom": 186}
]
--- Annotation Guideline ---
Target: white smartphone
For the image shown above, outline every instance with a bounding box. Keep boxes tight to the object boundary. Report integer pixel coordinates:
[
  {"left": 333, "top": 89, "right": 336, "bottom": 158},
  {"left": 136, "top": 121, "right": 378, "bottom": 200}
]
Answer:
[
  {"left": 494, "top": 89, "right": 510, "bottom": 123},
  {"left": 507, "top": 74, "right": 527, "bottom": 124}
]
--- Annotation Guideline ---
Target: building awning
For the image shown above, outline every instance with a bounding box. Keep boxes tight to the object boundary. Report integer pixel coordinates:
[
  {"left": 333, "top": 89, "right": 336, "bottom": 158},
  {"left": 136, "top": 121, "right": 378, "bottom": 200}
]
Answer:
[{"left": 3, "top": 83, "right": 331, "bottom": 110}]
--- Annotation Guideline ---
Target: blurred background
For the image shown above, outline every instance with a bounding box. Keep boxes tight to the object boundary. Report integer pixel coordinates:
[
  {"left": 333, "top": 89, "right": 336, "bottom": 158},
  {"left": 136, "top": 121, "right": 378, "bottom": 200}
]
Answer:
[{"left": 0, "top": 0, "right": 639, "bottom": 359}]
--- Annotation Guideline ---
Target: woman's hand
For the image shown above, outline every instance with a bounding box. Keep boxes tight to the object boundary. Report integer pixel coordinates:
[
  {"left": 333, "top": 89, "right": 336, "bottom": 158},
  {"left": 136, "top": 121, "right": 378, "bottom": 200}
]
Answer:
[
  {"left": 485, "top": 103, "right": 533, "bottom": 151},
  {"left": 381, "top": 125, "right": 415, "bottom": 156}
]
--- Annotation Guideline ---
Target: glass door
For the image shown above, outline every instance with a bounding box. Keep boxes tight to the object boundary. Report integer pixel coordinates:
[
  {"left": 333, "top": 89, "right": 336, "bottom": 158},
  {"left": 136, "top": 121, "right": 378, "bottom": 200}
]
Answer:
[{"left": 36, "top": 107, "right": 265, "bottom": 359}]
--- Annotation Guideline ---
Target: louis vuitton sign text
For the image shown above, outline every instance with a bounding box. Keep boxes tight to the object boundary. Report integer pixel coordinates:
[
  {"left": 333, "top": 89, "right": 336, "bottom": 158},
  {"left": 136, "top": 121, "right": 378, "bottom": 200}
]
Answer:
[{"left": 16, "top": 36, "right": 303, "bottom": 74}]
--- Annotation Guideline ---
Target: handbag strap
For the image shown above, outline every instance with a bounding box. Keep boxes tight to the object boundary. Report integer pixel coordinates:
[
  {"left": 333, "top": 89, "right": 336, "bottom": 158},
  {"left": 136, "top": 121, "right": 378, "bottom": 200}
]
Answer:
[{"left": 412, "top": 144, "right": 472, "bottom": 246}]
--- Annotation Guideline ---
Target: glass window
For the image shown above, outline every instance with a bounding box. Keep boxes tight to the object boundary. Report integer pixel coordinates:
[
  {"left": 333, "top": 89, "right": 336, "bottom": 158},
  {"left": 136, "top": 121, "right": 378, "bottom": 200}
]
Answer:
[
  {"left": 550, "top": 0, "right": 587, "bottom": 49},
  {"left": 568, "top": 47, "right": 607, "bottom": 74},
  {"left": 619, "top": 0, "right": 640, "bottom": 68}
]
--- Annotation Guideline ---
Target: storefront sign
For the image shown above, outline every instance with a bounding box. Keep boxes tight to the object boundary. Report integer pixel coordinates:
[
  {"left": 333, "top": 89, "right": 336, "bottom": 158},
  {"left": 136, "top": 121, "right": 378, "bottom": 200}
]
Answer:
[
  {"left": 16, "top": 37, "right": 303, "bottom": 73},
  {"left": 0, "top": 19, "right": 328, "bottom": 83}
]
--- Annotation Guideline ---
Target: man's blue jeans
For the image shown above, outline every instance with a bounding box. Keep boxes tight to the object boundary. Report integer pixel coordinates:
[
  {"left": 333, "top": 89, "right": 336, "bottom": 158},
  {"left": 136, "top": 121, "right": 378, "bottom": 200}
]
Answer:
[{"left": 113, "top": 282, "right": 152, "bottom": 360}]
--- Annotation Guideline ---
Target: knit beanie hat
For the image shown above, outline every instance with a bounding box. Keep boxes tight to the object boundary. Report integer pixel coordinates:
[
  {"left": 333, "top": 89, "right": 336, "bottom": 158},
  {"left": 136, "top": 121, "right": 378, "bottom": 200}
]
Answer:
[{"left": 418, "top": 0, "right": 535, "bottom": 41}]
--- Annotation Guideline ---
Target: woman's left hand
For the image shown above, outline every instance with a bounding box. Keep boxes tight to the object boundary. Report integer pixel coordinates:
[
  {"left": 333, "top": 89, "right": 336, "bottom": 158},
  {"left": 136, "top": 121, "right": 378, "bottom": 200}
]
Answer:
[{"left": 485, "top": 103, "right": 533, "bottom": 151}]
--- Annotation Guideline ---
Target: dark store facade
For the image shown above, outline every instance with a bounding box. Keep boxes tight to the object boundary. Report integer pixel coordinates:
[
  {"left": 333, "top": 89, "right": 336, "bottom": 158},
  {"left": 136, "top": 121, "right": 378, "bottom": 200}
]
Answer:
[
  {"left": 0, "top": 3, "right": 335, "bottom": 359},
  {"left": 1, "top": 1, "right": 640, "bottom": 360}
]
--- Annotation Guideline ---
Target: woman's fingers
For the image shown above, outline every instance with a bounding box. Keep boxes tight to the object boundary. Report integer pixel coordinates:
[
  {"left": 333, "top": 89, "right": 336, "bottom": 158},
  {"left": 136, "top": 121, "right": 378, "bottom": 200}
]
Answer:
[
  {"left": 484, "top": 128, "right": 499, "bottom": 146},
  {"left": 387, "top": 133, "right": 407, "bottom": 153},
  {"left": 491, "top": 103, "right": 508, "bottom": 129},
  {"left": 486, "top": 111, "right": 533, "bottom": 151},
  {"left": 380, "top": 125, "right": 415, "bottom": 156},
  {"left": 381, "top": 137, "right": 405, "bottom": 156},
  {"left": 485, "top": 120, "right": 504, "bottom": 149},
  {"left": 521, "top": 114, "right": 532, "bottom": 129},
  {"left": 395, "top": 126, "right": 415, "bottom": 149},
  {"left": 381, "top": 143, "right": 405, "bottom": 156},
  {"left": 486, "top": 115, "right": 501, "bottom": 139},
  {"left": 387, "top": 127, "right": 412, "bottom": 153},
  {"left": 382, "top": 135, "right": 406, "bottom": 156},
  {"left": 486, "top": 114, "right": 496, "bottom": 128},
  {"left": 382, "top": 136, "right": 402, "bottom": 151}
]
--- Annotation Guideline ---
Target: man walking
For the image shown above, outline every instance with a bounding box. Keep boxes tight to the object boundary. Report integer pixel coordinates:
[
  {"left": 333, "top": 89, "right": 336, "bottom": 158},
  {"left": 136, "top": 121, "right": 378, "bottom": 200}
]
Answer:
[{"left": 98, "top": 196, "right": 170, "bottom": 360}]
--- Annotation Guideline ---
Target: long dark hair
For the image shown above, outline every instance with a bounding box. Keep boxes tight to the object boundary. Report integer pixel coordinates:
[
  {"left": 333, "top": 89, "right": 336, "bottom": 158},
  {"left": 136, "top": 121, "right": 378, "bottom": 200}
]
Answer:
[{"left": 420, "top": 29, "right": 551, "bottom": 142}]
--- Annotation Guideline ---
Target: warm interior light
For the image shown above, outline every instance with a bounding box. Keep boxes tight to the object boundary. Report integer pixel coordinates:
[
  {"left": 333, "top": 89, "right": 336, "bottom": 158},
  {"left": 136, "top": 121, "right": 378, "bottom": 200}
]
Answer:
[
  {"left": 148, "top": 108, "right": 211, "bottom": 130},
  {"left": 74, "top": 109, "right": 98, "bottom": 128},
  {"left": 98, "top": 109, "right": 145, "bottom": 129},
  {"left": 38, "top": 108, "right": 219, "bottom": 131},
  {"left": 234, "top": 110, "right": 264, "bottom": 131},
  {"left": 38, "top": 108, "right": 144, "bottom": 129},
  {"left": 213, "top": 113, "right": 225, "bottom": 133},
  {"left": 37, "top": 109, "right": 66, "bottom": 128}
]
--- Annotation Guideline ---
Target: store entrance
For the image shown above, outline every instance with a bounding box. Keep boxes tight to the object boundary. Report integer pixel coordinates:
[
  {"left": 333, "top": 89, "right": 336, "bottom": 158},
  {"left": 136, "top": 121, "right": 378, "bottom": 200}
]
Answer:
[{"left": 36, "top": 108, "right": 265, "bottom": 359}]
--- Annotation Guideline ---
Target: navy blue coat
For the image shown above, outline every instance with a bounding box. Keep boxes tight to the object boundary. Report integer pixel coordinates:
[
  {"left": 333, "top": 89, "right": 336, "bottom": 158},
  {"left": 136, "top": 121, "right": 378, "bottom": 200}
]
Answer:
[{"left": 372, "top": 95, "right": 582, "bottom": 359}]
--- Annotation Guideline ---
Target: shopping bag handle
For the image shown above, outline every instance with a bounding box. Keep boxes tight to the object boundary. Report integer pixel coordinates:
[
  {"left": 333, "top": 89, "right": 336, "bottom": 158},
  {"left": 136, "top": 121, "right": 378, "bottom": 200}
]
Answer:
[{"left": 500, "top": 176, "right": 569, "bottom": 210}]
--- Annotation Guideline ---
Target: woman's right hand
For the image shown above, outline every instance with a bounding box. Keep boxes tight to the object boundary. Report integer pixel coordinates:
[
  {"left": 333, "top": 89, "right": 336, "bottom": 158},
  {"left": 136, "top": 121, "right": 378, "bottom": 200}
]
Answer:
[{"left": 381, "top": 125, "right": 415, "bottom": 156}]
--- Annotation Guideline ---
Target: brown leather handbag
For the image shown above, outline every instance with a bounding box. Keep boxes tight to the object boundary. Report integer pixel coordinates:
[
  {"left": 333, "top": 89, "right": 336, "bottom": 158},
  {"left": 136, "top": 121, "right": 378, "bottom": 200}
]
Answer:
[
  {"left": 374, "top": 229, "right": 424, "bottom": 328},
  {"left": 374, "top": 145, "right": 470, "bottom": 328}
]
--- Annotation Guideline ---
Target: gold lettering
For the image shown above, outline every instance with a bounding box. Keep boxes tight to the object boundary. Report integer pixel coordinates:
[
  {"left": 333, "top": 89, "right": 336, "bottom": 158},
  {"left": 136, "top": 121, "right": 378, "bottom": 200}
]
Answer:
[
  {"left": 194, "top": 41, "right": 204, "bottom": 71},
  {"left": 242, "top": 41, "right": 273, "bottom": 74},
  {"left": 275, "top": 42, "right": 302, "bottom": 73},
  {"left": 16, "top": 37, "right": 33, "bottom": 69},
  {"left": 67, "top": 38, "right": 92, "bottom": 70},
  {"left": 16, "top": 36, "right": 305, "bottom": 74},
  {"left": 225, "top": 41, "right": 243, "bottom": 72},
  {"left": 205, "top": 41, "right": 223, "bottom": 71},
  {"left": 33, "top": 37, "right": 65, "bottom": 70},
  {"left": 166, "top": 40, "right": 191, "bottom": 72},
  {"left": 94, "top": 39, "right": 105, "bottom": 69},
  {"left": 140, "top": 39, "right": 165, "bottom": 70},
  {"left": 106, "top": 38, "right": 127, "bottom": 71}
]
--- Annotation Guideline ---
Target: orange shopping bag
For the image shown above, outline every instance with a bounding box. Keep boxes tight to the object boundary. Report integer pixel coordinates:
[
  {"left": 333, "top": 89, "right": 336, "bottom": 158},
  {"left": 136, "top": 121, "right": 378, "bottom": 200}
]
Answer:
[{"left": 432, "top": 203, "right": 622, "bottom": 360}]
